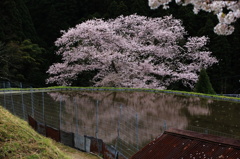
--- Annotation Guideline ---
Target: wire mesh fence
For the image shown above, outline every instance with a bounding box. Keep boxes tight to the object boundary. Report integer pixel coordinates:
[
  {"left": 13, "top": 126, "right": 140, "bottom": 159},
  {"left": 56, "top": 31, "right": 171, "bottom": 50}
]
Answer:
[
  {"left": 0, "top": 89, "right": 240, "bottom": 158},
  {"left": 0, "top": 90, "right": 172, "bottom": 158},
  {"left": 186, "top": 125, "right": 240, "bottom": 140},
  {"left": 0, "top": 80, "right": 33, "bottom": 88}
]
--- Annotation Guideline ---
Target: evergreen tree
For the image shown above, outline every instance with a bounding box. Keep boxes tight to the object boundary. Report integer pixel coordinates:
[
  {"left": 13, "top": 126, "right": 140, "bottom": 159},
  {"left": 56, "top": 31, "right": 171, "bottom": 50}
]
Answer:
[
  {"left": 0, "top": 40, "right": 46, "bottom": 86},
  {"left": 129, "top": 0, "right": 148, "bottom": 15},
  {"left": 107, "top": 1, "right": 119, "bottom": 18},
  {"left": 26, "top": 0, "right": 79, "bottom": 47},
  {"left": 117, "top": 1, "right": 129, "bottom": 16},
  {"left": 194, "top": 69, "right": 216, "bottom": 94},
  {"left": 0, "top": 0, "right": 38, "bottom": 42}
]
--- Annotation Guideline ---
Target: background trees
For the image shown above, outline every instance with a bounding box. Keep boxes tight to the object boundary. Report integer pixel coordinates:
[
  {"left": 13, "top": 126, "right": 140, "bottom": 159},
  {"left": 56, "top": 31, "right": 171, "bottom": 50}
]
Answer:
[
  {"left": 194, "top": 69, "right": 216, "bottom": 94},
  {"left": 46, "top": 15, "right": 217, "bottom": 89},
  {"left": 0, "top": 0, "right": 38, "bottom": 42},
  {"left": 0, "top": 40, "right": 46, "bottom": 86},
  {"left": 0, "top": 0, "right": 240, "bottom": 93}
]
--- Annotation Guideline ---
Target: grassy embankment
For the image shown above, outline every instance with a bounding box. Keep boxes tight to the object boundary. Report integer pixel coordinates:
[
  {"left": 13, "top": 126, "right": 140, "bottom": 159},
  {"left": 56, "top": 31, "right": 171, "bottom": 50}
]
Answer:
[
  {"left": 0, "top": 105, "right": 100, "bottom": 159},
  {"left": 0, "top": 86, "right": 240, "bottom": 104},
  {"left": 1, "top": 86, "right": 237, "bottom": 102}
]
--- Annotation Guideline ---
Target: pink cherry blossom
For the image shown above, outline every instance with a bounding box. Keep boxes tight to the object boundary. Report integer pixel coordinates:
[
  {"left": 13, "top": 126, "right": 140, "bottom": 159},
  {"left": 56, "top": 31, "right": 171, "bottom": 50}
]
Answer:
[
  {"left": 148, "top": 0, "right": 240, "bottom": 35},
  {"left": 46, "top": 14, "right": 217, "bottom": 89}
]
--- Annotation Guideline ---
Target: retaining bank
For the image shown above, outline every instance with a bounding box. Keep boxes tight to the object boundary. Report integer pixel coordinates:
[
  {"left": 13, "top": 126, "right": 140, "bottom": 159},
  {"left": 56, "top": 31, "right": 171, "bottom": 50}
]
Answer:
[{"left": 0, "top": 86, "right": 239, "bottom": 103}]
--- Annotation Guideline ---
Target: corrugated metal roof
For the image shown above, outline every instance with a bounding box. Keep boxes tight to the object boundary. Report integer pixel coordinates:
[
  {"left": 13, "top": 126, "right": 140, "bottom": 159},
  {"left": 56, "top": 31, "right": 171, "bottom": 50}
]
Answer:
[{"left": 130, "top": 128, "right": 240, "bottom": 159}]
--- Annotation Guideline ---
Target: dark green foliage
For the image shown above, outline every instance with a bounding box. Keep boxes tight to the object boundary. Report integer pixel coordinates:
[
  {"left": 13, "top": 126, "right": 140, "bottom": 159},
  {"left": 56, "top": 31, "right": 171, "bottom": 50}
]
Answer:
[
  {"left": 0, "top": 0, "right": 38, "bottom": 42},
  {"left": 18, "top": 39, "right": 47, "bottom": 86},
  {"left": 25, "top": 0, "right": 79, "bottom": 47},
  {"left": 0, "top": 0, "right": 240, "bottom": 91},
  {"left": 194, "top": 69, "right": 216, "bottom": 94},
  {"left": 0, "top": 40, "right": 47, "bottom": 86},
  {"left": 117, "top": 1, "right": 129, "bottom": 16},
  {"left": 107, "top": 1, "right": 119, "bottom": 18}
]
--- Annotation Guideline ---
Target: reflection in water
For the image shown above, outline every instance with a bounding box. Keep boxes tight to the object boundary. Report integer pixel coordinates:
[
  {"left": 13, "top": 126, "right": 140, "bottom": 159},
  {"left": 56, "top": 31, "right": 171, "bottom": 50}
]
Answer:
[
  {"left": 1, "top": 90, "right": 240, "bottom": 158},
  {"left": 48, "top": 91, "right": 212, "bottom": 148}
]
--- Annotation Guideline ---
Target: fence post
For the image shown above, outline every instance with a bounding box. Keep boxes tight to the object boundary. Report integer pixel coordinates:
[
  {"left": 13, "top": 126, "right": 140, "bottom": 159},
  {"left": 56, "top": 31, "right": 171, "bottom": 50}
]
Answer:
[
  {"left": 115, "top": 105, "right": 122, "bottom": 159},
  {"left": 21, "top": 87, "right": 25, "bottom": 120},
  {"left": 96, "top": 100, "right": 100, "bottom": 155},
  {"left": 74, "top": 97, "right": 83, "bottom": 150},
  {"left": 31, "top": 89, "right": 34, "bottom": 118},
  {"left": 205, "top": 129, "right": 208, "bottom": 134},
  {"left": 10, "top": 85, "right": 15, "bottom": 115},
  {"left": 96, "top": 100, "right": 99, "bottom": 139},
  {"left": 59, "top": 95, "right": 62, "bottom": 130},
  {"left": 163, "top": 120, "right": 167, "bottom": 131},
  {"left": 3, "top": 83, "right": 6, "bottom": 108},
  {"left": 135, "top": 113, "right": 139, "bottom": 150},
  {"left": 7, "top": 81, "right": 10, "bottom": 88},
  {"left": 74, "top": 98, "right": 78, "bottom": 134},
  {"left": 42, "top": 92, "right": 45, "bottom": 123}
]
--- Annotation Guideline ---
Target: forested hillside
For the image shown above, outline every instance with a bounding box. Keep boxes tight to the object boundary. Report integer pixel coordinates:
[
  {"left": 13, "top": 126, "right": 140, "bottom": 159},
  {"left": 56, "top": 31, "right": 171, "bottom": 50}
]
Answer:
[{"left": 0, "top": 0, "right": 239, "bottom": 93}]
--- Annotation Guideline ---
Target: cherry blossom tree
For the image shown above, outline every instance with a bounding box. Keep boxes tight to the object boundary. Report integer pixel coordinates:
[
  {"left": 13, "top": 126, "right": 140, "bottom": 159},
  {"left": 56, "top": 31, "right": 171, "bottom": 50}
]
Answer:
[
  {"left": 148, "top": 0, "right": 240, "bottom": 35},
  {"left": 46, "top": 14, "right": 217, "bottom": 89}
]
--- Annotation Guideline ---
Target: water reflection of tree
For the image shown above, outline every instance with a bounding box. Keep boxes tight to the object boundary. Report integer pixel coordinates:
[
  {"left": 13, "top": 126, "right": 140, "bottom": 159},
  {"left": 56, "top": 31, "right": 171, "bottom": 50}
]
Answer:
[
  {"left": 48, "top": 91, "right": 211, "bottom": 147},
  {"left": 185, "top": 99, "right": 240, "bottom": 137}
]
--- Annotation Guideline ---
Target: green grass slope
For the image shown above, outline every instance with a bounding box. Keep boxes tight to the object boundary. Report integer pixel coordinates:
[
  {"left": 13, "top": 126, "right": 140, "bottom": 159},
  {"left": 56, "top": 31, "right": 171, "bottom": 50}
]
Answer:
[{"left": 0, "top": 106, "right": 100, "bottom": 159}]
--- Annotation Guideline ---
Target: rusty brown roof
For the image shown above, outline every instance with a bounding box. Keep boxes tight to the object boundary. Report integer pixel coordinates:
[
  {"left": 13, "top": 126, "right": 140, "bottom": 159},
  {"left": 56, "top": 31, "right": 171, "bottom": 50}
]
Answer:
[{"left": 130, "top": 128, "right": 240, "bottom": 159}]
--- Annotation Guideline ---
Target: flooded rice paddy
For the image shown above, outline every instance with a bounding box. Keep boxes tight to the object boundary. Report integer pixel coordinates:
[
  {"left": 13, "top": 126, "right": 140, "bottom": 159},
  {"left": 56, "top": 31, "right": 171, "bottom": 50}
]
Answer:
[{"left": 1, "top": 90, "right": 240, "bottom": 157}]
